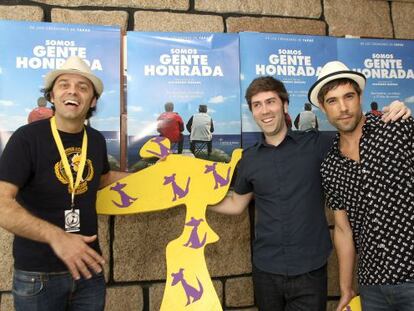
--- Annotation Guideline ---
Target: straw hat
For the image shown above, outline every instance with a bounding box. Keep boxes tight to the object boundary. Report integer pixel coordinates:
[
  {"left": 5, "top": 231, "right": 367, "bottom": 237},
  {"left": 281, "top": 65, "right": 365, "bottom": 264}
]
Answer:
[
  {"left": 44, "top": 56, "right": 103, "bottom": 97},
  {"left": 308, "top": 61, "right": 366, "bottom": 108}
]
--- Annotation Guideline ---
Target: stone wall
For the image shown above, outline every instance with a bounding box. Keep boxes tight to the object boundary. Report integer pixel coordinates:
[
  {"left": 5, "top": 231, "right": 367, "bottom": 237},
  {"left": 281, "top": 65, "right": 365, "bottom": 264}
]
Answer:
[{"left": 0, "top": 0, "right": 413, "bottom": 310}]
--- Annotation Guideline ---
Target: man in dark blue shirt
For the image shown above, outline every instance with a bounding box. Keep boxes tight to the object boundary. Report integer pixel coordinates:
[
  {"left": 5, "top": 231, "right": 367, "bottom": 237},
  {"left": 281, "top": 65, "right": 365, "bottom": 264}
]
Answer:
[
  {"left": 210, "top": 76, "right": 333, "bottom": 310},
  {"left": 209, "top": 76, "right": 410, "bottom": 311}
]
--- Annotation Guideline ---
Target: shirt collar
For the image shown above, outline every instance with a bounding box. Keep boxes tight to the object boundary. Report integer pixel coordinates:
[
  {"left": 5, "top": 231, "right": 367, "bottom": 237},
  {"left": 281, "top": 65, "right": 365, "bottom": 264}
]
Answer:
[
  {"left": 331, "top": 113, "right": 381, "bottom": 154},
  {"left": 255, "top": 129, "right": 298, "bottom": 150}
]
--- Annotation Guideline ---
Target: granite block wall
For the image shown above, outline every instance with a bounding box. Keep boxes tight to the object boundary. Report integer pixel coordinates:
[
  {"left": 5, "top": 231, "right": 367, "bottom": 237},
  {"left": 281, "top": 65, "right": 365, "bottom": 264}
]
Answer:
[{"left": 0, "top": 1, "right": 413, "bottom": 310}]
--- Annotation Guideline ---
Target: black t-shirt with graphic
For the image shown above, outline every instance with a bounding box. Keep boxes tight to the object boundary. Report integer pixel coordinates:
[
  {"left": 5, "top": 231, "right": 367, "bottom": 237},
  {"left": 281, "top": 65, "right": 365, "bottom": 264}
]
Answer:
[{"left": 0, "top": 119, "right": 110, "bottom": 272}]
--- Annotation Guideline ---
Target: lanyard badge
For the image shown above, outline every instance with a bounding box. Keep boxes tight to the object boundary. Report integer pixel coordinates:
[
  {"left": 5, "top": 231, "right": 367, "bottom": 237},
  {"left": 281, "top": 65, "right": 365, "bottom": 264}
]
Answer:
[{"left": 50, "top": 116, "right": 87, "bottom": 232}]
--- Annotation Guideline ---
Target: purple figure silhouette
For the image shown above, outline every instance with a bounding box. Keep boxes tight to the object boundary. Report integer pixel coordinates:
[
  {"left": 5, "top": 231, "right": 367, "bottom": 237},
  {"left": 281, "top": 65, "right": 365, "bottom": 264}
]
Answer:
[
  {"left": 163, "top": 173, "right": 190, "bottom": 201},
  {"left": 204, "top": 162, "right": 231, "bottom": 189},
  {"left": 146, "top": 137, "right": 171, "bottom": 158},
  {"left": 183, "top": 217, "right": 207, "bottom": 249},
  {"left": 171, "top": 268, "right": 203, "bottom": 306},
  {"left": 110, "top": 182, "right": 138, "bottom": 208}
]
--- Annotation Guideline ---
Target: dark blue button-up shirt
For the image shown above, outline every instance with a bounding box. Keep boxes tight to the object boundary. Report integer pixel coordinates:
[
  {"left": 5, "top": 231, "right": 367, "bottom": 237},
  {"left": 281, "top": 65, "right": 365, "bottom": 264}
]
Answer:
[{"left": 235, "top": 130, "right": 334, "bottom": 275}]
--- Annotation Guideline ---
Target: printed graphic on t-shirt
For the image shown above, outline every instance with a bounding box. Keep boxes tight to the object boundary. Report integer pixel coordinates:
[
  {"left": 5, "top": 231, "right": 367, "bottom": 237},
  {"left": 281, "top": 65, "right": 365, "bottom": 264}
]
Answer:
[{"left": 54, "top": 146, "right": 94, "bottom": 194}]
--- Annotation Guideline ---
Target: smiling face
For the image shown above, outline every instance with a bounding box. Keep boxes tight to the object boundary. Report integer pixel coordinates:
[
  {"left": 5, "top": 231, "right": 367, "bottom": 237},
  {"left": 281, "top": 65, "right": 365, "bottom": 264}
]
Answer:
[
  {"left": 50, "top": 73, "right": 96, "bottom": 129},
  {"left": 319, "top": 82, "right": 364, "bottom": 133},
  {"left": 251, "top": 90, "right": 288, "bottom": 140}
]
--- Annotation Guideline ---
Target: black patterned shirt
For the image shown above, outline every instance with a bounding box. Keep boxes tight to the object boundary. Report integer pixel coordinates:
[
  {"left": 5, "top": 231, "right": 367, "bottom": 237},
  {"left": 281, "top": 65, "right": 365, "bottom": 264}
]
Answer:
[{"left": 321, "top": 114, "right": 414, "bottom": 285}]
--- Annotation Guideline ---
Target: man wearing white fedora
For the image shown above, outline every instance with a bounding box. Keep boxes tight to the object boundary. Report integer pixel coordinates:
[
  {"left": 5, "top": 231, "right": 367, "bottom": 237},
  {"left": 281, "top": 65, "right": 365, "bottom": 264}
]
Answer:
[
  {"left": 0, "top": 56, "right": 128, "bottom": 310},
  {"left": 309, "top": 61, "right": 414, "bottom": 311}
]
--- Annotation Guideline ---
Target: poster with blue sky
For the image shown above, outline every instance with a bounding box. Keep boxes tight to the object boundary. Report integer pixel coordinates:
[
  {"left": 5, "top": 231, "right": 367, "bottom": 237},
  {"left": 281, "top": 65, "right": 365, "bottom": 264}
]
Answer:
[
  {"left": 337, "top": 37, "right": 414, "bottom": 113},
  {"left": 126, "top": 32, "right": 241, "bottom": 169},
  {"left": 239, "top": 32, "right": 337, "bottom": 147},
  {"left": 0, "top": 20, "right": 121, "bottom": 166}
]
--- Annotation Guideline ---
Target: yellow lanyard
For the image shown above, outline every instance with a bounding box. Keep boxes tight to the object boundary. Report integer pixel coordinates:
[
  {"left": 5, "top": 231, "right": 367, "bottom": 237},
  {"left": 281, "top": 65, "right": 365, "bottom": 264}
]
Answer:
[{"left": 50, "top": 116, "right": 88, "bottom": 209}]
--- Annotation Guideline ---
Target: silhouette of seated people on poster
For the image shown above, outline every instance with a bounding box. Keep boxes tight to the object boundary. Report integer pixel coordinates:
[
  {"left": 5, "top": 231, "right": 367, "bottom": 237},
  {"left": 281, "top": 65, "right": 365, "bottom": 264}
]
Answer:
[
  {"left": 28, "top": 97, "right": 54, "bottom": 123},
  {"left": 294, "top": 102, "right": 318, "bottom": 130},
  {"left": 186, "top": 104, "right": 214, "bottom": 157},
  {"left": 157, "top": 102, "right": 184, "bottom": 154},
  {"left": 369, "top": 101, "right": 383, "bottom": 117}
]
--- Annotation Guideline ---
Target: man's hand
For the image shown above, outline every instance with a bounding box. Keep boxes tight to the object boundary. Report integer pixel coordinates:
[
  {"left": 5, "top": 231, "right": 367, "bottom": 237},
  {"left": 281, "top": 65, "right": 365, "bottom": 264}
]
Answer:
[
  {"left": 50, "top": 231, "right": 105, "bottom": 280},
  {"left": 382, "top": 100, "right": 411, "bottom": 122},
  {"left": 335, "top": 289, "right": 356, "bottom": 311}
]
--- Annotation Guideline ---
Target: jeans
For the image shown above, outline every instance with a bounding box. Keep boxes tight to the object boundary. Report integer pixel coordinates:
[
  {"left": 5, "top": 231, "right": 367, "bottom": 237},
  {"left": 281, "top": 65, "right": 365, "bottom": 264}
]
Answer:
[
  {"left": 360, "top": 280, "right": 414, "bottom": 311},
  {"left": 13, "top": 269, "right": 106, "bottom": 311},
  {"left": 252, "top": 264, "right": 327, "bottom": 311}
]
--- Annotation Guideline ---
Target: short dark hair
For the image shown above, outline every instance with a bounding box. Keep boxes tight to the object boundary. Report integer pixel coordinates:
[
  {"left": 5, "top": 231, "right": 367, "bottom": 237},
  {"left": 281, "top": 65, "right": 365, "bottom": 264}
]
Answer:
[
  {"left": 199, "top": 104, "right": 207, "bottom": 113},
  {"left": 317, "top": 78, "right": 362, "bottom": 106},
  {"left": 165, "top": 102, "right": 174, "bottom": 112},
  {"left": 37, "top": 96, "right": 47, "bottom": 108},
  {"left": 245, "top": 76, "right": 289, "bottom": 111},
  {"left": 304, "top": 103, "right": 312, "bottom": 111},
  {"left": 42, "top": 78, "right": 99, "bottom": 120},
  {"left": 371, "top": 101, "right": 378, "bottom": 110}
]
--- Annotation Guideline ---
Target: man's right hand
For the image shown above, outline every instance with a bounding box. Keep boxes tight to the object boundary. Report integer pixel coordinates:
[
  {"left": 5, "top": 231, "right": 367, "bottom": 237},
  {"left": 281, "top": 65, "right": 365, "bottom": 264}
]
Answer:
[
  {"left": 0, "top": 181, "right": 105, "bottom": 280},
  {"left": 335, "top": 289, "right": 356, "bottom": 311},
  {"left": 50, "top": 231, "right": 105, "bottom": 280}
]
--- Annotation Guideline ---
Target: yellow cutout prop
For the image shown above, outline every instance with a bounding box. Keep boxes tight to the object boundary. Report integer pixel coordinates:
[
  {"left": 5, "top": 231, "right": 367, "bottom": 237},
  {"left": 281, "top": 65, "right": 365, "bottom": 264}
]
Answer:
[
  {"left": 343, "top": 296, "right": 361, "bottom": 311},
  {"left": 97, "top": 137, "right": 242, "bottom": 310}
]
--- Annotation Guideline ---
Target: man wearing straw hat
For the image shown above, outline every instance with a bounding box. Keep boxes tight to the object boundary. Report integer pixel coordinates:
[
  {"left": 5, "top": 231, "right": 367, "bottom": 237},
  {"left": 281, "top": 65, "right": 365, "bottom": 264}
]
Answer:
[
  {"left": 0, "top": 56, "right": 128, "bottom": 310},
  {"left": 309, "top": 61, "right": 414, "bottom": 311}
]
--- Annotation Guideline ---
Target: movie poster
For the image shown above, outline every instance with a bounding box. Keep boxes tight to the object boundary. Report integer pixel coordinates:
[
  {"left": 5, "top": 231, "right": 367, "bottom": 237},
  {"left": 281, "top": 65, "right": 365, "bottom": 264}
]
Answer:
[
  {"left": 126, "top": 32, "right": 241, "bottom": 170},
  {"left": 239, "top": 32, "right": 337, "bottom": 147},
  {"left": 337, "top": 37, "right": 414, "bottom": 113},
  {"left": 0, "top": 20, "right": 121, "bottom": 167}
]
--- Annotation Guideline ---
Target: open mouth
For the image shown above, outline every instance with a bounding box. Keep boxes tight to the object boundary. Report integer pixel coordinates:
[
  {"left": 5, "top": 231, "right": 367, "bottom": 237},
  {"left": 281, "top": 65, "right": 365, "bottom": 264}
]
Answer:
[
  {"left": 261, "top": 117, "right": 274, "bottom": 124},
  {"left": 64, "top": 99, "right": 79, "bottom": 107}
]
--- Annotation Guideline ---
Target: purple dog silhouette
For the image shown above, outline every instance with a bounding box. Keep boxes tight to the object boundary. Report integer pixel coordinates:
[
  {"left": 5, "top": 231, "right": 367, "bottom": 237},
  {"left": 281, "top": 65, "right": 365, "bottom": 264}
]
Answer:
[
  {"left": 145, "top": 137, "right": 171, "bottom": 158},
  {"left": 183, "top": 217, "right": 207, "bottom": 249},
  {"left": 204, "top": 162, "right": 231, "bottom": 189},
  {"left": 110, "top": 182, "right": 137, "bottom": 208},
  {"left": 171, "top": 268, "right": 203, "bottom": 306},
  {"left": 163, "top": 173, "right": 190, "bottom": 201}
]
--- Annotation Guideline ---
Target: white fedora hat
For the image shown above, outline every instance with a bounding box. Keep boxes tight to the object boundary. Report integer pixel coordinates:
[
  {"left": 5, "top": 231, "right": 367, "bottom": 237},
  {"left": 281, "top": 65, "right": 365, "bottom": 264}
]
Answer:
[
  {"left": 44, "top": 56, "right": 104, "bottom": 97},
  {"left": 308, "top": 61, "right": 366, "bottom": 108}
]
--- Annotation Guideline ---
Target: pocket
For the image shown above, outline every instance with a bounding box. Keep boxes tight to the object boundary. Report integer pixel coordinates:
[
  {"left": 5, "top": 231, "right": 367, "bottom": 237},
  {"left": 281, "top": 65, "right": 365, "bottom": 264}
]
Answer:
[{"left": 13, "top": 271, "right": 45, "bottom": 297}]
